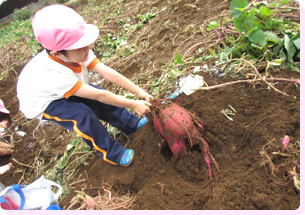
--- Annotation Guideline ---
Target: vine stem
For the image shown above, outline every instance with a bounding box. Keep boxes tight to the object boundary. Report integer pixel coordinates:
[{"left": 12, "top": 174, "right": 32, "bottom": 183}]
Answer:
[
  {"left": 233, "top": 59, "right": 291, "bottom": 96},
  {"left": 196, "top": 59, "right": 299, "bottom": 96},
  {"left": 197, "top": 77, "right": 299, "bottom": 93}
]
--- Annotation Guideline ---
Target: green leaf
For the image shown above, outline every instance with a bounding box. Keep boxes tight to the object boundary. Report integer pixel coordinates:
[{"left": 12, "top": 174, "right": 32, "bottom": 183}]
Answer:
[
  {"left": 233, "top": 18, "right": 242, "bottom": 32},
  {"left": 253, "top": 1, "right": 268, "bottom": 7},
  {"left": 265, "top": 18, "right": 273, "bottom": 29},
  {"left": 287, "top": 62, "right": 300, "bottom": 73},
  {"left": 270, "top": 0, "right": 289, "bottom": 6},
  {"left": 233, "top": 42, "right": 249, "bottom": 52},
  {"left": 247, "top": 25, "right": 258, "bottom": 36},
  {"left": 66, "top": 143, "right": 75, "bottom": 151},
  {"left": 219, "top": 52, "right": 229, "bottom": 61},
  {"left": 223, "top": 46, "right": 233, "bottom": 56},
  {"left": 249, "top": 30, "right": 267, "bottom": 46},
  {"left": 247, "top": 8, "right": 256, "bottom": 29},
  {"left": 279, "top": 0, "right": 289, "bottom": 6},
  {"left": 291, "top": 31, "right": 300, "bottom": 40},
  {"left": 174, "top": 54, "right": 183, "bottom": 64},
  {"left": 291, "top": 32, "right": 300, "bottom": 49},
  {"left": 251, "top": 43, "right": 264, "bottom": 50},
  {"left": 104, "top": 35, "right": 110, "bottom": 42},
  {"left": 102, "top": 52, "right": 110, "bottom": 57},
  {"left": 207, "top": 21, "right": 219, "bottom": 31},
  {"left": 273, "top": 43, "right": 283, "bottom": 55},
  {"left": 235, "top": 8, "right": 246, "bottom": 13},
  {"left": 259, "top": 7, "right": 273, "bottom": 17},
  {"left": 219, "top": 46, "right": 233, "bottom": 61},
  {"left": 279, "top": 48, "right": 286, "bottom": 61},
  {"left": 230, "top": 0, "right": 248, "bottom": 18},
  {"left": 264, "top": 31, "right": 281, "bottom": 44},
  {"left": 253, "top": 20, "right": 263, "bottom": 30},
  {"left": 284, "top": 34, "right": 296, "bottom": 62},
  {"left": 293, "top": 38, "right": 300, "bottom": 49},
  {"left": 269, "top": 59, "right": 283, "bottom": 66}
]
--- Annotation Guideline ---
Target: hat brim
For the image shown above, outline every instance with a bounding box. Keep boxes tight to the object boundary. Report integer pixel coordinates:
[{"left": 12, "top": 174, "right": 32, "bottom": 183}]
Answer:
[
  {"left": 64, "top": 24, "right": 99, "bottom": 50},
  {"left": 0, "top": 109, "right": 10, "bottom": 114}
]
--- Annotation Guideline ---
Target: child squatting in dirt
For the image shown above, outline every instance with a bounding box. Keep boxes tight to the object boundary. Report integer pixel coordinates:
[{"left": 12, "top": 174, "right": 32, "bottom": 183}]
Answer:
[{"left": 16, "top": 5, "right": 153, "bottom": 167}]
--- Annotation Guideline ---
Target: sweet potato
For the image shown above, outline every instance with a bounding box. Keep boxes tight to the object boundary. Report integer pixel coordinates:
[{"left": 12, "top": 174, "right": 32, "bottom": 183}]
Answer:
[{"left": 153, "top": 103, "right": 220, "bottom": 185}]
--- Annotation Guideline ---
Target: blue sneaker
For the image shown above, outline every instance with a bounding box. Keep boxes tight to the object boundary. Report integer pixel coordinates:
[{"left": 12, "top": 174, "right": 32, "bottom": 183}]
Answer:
[
  {"left": 136, "top": 116, "right": 148, "bottom": 130},
  {"left": 119, "top": 149, "right": 134, "bottom": 167}
]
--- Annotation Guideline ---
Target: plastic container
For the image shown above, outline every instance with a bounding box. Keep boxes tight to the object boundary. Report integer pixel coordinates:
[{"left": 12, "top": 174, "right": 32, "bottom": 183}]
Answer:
[{"left": 168, "top": 89, "right": 182, "bottom": 99}]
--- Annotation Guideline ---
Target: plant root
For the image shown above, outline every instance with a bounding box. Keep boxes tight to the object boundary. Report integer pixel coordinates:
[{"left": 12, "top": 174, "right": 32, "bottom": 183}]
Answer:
[
  {"left": 67, "top": 183, "right": 135, "bottom": 210},
  {"left": 260, "top": 139, "right": 300, "bottom": 190}
]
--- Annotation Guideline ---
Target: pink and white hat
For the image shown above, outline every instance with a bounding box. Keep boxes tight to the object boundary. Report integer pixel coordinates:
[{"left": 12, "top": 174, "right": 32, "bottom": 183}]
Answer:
[
  {"left": 0, "top": 99, "right": 10, "bottom": 114},
  {"left": 32, "top": 5, "right": 99, "bottom": 51}
]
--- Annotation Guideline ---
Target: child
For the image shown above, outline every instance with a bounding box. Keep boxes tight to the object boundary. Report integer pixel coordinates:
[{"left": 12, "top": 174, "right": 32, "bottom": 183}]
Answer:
[{"left": 17, "top": 5, "right": 153, "bottom": 167}]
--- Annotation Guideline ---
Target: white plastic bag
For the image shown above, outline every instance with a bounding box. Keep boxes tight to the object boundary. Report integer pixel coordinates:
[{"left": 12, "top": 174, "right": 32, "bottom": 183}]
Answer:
[
  {"left": 179, "top": 74, "right": 204, "bottom": 95},
  {"left": 0, "top": 175, "right": 62, "bottom": 210}
]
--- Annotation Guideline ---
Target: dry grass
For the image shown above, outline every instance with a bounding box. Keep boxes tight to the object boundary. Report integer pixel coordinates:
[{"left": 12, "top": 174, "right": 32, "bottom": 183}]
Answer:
[
  {"left": 66, "top": 183, "right": 135, "bottom": 210},
  {"left": 260, "top": 137, "right": 300, "bottom": 190}
]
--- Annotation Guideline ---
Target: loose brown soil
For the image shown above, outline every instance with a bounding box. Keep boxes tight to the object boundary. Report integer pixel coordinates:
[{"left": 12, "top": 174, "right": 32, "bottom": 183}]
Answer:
[{"left": 0, "top": 0, "right": 300, "bottom": 211}]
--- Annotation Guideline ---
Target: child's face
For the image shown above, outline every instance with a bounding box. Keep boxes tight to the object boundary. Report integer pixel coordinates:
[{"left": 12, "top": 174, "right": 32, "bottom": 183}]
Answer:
[{"left": 58, "top": 45, "right": 91, "bottom": 63}]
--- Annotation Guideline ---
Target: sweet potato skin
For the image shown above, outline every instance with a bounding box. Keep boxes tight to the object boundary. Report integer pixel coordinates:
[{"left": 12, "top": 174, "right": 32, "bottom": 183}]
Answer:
[
  {"left": 153, "top": 102, "right": 220, "bottom": 186},
  {"left": 153, "top": 103, "right": 201, "bottom": 160}
]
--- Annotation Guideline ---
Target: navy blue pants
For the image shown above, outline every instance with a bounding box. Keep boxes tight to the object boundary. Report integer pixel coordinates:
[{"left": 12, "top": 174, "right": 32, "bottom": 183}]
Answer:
[{"left": 42, "top": 85, "right": 139, "bottom": 165}]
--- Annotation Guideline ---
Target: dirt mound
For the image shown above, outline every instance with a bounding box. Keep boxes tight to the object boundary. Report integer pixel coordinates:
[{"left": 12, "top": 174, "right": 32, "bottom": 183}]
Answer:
[{"left": 58, "top": 70, "right": 299, "bottom": 210}]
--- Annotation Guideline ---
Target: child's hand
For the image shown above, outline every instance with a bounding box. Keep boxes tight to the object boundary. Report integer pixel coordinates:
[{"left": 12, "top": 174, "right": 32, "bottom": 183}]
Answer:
[
  {"left": 139, "top": 90, "right": 153, "bottom": 102},
  {"left": 133, "top": 100, "right": 152, "bottom": 116}
]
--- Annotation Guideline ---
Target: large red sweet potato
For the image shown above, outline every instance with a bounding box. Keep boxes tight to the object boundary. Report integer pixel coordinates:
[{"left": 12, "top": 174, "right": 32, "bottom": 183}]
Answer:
[
  {"left": 153, "top": 103, "right": 201, "bottom": 160},
  {"left": 153, "top": 102, "right": 220, "bottom": 186}
]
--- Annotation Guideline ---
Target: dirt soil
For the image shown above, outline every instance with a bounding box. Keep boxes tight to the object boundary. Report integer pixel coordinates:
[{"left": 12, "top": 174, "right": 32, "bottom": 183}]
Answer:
[{"left": 0, "top": 0, "right": 300, "bottom": 211}]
